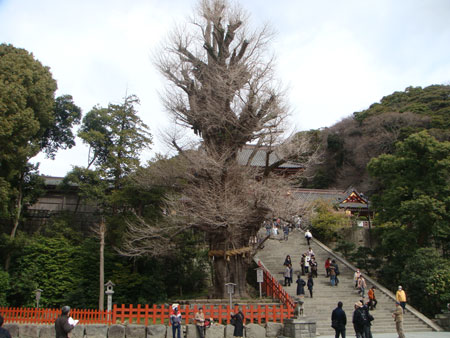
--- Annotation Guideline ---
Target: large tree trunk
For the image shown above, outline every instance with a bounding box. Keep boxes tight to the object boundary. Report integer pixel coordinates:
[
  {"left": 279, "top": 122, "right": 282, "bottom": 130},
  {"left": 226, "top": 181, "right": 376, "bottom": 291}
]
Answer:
[
  {"left": 212, "top": 255, "right": 250, "bottom": 299},
  {"left": 98, "top": 221, "right": 106, "bottom": 310}
]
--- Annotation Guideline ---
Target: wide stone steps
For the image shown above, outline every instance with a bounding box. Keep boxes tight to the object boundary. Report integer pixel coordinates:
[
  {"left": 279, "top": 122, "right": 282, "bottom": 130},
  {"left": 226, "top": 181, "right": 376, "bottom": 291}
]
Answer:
[{"left": 254, "top": 229, "right": 434, "bottom": 336}]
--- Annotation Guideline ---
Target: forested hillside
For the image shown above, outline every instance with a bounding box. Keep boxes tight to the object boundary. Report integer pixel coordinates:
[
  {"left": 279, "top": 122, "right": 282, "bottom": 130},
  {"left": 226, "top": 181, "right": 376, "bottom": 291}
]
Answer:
[
  {"left": 303, "top": 85, "right": 450, "bottom": 191},
  {"left": 302, "top": 84, "right": 450, "bottom": 317}
]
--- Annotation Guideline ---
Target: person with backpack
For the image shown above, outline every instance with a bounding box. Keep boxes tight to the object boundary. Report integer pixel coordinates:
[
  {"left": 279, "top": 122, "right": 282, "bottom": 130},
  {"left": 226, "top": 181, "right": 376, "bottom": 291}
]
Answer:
[
  {"left": 362, "top": 301, "right": 374, "bottom": 338},
  {"left": 352, "top": 301, "right": 366, "bottom": 338}
]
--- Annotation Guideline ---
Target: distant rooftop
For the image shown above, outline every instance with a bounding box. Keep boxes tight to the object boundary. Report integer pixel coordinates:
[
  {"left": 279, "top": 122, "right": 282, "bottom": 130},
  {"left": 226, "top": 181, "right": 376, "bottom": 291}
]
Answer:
[{"left": 236, "top": 145, "right": 304, "bottom": 169}]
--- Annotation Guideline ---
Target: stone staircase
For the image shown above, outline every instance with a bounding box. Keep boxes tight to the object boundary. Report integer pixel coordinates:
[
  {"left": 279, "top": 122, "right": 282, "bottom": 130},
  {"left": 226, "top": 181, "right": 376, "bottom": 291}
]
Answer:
[{"left": 255, "top": 229, "right": 436, "bottom": 336}]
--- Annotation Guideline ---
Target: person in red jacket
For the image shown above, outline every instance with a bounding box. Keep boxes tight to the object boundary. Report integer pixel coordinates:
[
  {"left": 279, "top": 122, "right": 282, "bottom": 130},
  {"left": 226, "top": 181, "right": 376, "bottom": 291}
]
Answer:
[{"left": 325, "top": 257, "right": 331, "bottom": 277}]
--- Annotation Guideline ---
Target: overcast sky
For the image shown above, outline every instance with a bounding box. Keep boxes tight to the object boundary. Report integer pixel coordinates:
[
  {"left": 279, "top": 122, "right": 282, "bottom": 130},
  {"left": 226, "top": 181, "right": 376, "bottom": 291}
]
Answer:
[{"left": 1, "top": 0, "right": 449, "bottom": 177}]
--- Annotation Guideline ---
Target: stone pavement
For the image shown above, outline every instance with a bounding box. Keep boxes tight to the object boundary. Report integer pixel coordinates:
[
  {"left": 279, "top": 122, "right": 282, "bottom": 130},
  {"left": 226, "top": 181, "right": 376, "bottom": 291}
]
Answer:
[
  {"left": 255, "top": 229, "right": 437, "bottom": 336},
  {"left": 318, "top": 331, "right": 450, "bottom": 338}
]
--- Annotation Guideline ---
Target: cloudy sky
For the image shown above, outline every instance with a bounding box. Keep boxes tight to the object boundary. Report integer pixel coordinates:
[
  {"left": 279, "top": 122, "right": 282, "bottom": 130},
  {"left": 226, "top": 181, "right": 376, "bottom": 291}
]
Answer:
[{"left": 1, "top": 0, "right": 449, "bottom": 177}]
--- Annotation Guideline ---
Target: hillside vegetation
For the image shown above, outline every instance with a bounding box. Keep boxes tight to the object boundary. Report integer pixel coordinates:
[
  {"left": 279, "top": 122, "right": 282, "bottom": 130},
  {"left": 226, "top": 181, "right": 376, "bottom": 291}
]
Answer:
[{"left": 303, "top": 85, "right": 450, "bottom": 192}]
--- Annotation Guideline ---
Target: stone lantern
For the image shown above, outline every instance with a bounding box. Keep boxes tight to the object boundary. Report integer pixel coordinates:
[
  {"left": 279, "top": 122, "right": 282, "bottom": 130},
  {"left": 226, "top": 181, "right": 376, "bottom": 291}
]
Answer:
[
  {"left": 104, "top": 280, "right": 115, "bottom": 313},
  {"left": 225, "top": 283, "right": 236, "bottom": 309},
  {"left": 35, "top": 289, "right": 43, "bottom": 308}
]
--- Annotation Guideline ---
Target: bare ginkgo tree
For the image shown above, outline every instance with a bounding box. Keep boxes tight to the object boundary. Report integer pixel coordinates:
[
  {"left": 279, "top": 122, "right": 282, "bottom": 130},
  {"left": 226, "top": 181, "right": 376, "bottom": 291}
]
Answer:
[{"left": 121, "top": 0, "right": 318, "bottom": 297}]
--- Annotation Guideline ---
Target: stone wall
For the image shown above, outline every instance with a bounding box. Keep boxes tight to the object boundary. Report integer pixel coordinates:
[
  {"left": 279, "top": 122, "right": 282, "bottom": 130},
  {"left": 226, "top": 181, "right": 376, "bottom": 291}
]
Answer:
[
  {"left": 3, "top": 322, "right": 286, "bottom": 338},
  {"left": 435, "top": 313, "right": 450, "bottom": 331}
]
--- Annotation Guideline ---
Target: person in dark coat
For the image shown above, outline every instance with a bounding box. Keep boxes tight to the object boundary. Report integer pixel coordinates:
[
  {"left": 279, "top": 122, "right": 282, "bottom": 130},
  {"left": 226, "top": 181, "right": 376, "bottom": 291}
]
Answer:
[
  {"left": 331, "top": 301, "right": 346, "bottom": 338},
  {"left": 0, "top": 315, "right": 11, "bottom": 338},
  {"left": 362, "top": 301, "right": 374, "bottom": 338},
  {"left": 55, "top": 306, "right": 74, "bottom": 338},
  {"left": 307, "top": 273, "right": 314, "bottom": 298},
  {"left": 296, "top": 275, "right": 306, "bottom": 296},
  {"left": 231, "top": 305, "right": 244, "bottom": 337},
  {"left": 352, "top": 301, "right": 366, "bottom": 338}
]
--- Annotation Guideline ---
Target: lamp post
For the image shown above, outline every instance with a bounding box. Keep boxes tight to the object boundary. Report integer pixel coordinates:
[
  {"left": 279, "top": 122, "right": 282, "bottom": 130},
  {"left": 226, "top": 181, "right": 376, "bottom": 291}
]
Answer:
[
  {"left": 35, "top": 289, "right": 43, "bottom": 308},
  {"left": 225, "top": 283, "right": 236, "bottom": 309}
]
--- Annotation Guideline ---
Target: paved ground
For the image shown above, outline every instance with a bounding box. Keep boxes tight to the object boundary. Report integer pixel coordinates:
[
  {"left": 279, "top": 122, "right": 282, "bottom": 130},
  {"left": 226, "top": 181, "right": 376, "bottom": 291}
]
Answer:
[{"left": 318, "top": 331, "right": 450, "bottom": 337}]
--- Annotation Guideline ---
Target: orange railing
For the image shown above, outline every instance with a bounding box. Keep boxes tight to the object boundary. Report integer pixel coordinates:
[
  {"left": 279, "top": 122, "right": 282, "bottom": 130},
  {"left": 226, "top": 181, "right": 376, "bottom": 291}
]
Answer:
[
  {"left": 0, "top": 303, "right": 293, "bottom": 325},
  {"left": 257, "top": 260, "right": 295, "bottom": 310},
  {"left": 0, "top": 307, "right": 112, "bottom": 324}
]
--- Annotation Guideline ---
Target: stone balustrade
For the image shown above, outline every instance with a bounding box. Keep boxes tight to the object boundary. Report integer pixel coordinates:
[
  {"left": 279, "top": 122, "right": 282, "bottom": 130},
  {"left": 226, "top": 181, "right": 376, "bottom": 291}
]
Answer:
[{"left": 3, "top": 322, "right": 287, "bottom": 338}]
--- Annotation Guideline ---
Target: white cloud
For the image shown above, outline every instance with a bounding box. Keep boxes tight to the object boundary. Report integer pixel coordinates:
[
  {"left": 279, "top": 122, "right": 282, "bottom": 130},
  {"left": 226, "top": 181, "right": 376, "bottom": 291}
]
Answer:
[{"left": 1, "top": 0, "right": 449, "bottom": 176}]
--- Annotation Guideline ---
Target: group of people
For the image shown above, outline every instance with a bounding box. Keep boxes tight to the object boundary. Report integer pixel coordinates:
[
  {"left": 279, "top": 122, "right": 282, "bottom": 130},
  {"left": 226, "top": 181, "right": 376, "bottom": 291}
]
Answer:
[
  {"left": 300, "top": 248, "right": 318, "bottom": 277},
  {"left": 331, "top": 294, "right": 406, "bottom": 338},
  {"left": 265, "top": 218, "right": 293, "bottom": 241},
  {"left": 171, "top": 303, "right": 246, "bottom": 338},
  {"left": 331, "top": 299, "right": 375, "bottom": 338}
]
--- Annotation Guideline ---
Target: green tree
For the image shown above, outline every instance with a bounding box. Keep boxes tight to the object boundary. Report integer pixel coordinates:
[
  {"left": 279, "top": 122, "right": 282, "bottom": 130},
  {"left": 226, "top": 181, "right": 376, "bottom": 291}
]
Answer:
[
  {"left": 310, "top": 200, "right": 350, "bottom": 243},
  {"left": 7, "top": 233, "right": 80, "bottom": 307},
  {"left": 78, "top": 95, "right": 152, "bottom": 186},
  {"left": 401, "top": 248, "right": 450, "bottom": 316},
  {"left": 63, "top": 95, "right": 152, "bottom": 309},
  {"left": 368, "top": 131, "right": 450, "bottom": 250},
  {"left": 0, "top": 44, "right": 81, "bottom": 266}
]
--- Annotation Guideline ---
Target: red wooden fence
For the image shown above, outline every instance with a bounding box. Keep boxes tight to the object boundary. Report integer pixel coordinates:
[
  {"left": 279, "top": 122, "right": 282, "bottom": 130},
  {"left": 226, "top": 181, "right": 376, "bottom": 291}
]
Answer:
[
  {"left": 257, "top": 260, "right": 295, "bottom": 309},
  {"left": 0, "top": 261, "right": 295, "bottom": 325},
  {"left": 0, "top": 303, "right": 292, "bottom": 325}
]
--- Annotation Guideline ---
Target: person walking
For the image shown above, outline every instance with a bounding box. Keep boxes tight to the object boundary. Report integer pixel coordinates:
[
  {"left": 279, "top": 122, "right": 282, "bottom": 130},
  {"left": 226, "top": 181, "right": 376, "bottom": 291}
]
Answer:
[
  {"left": 329, "top": 263, "right": 336, "bottom": 286},
  {"left": 307, "top": 273, "right": 314, "bottom": 298},
  {"left": 296, "top": 275, "right": 306, "bottom": 296},
  {"left": 304, "top": 229, "right": 312, "bottom": 245},
  {"left": 310, "top": 256, "right": 318, "bottom": 278},
  {"left": 170, "top": 305, "right": 182, "bottom": 338},
  {"left": 55, "top": 306, "right": 75, "bottom": 338},
  {"left": 283, "top": 223, "right": 290, "bottom": 241},
  {"left": 352, "top": 301, "right": 366, "bottom": 338},
  {"left": 304, "top": 254, "right": 310, "bottom": 274},
  {"left": 0, "top": 315, "right": 11, "bottom": 338},
  {"left": 331, "top": 301, "right": 346, "bottom": 338},
  {"left": 362, "top": 301, "right": 374, "bottom": 338},
  {"left": 231, "top": 306, "right": 245, "bottom": 338},
  {"left": 354, "top": 269, "right": 361, "bottom": 288},
  {"left": 300, "top": 254, "right": 306, "bottom": 275},
  {"left": 396, "top": 286, "right": 407, "bottom": 312},
  {"left": 368, "top": 286, "right": 378, "bottom": 310},
  {"left": 393, "top": 302, "right": 406, "bottom": 338},
  {"left": 325, "top": 257, "right": 331, "bottom": 277},
  {"left": 284, "top": 264, "right": 291, "bottom": 286},
  {"left": 357, "top": 276, "right": 367, "bottom": 298}
]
